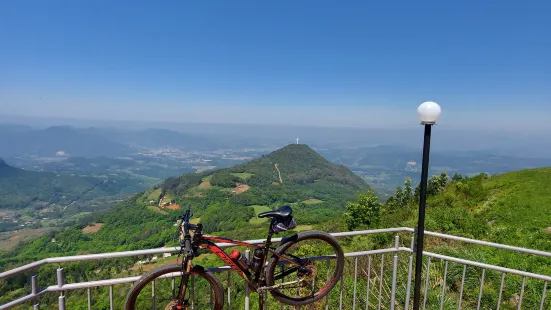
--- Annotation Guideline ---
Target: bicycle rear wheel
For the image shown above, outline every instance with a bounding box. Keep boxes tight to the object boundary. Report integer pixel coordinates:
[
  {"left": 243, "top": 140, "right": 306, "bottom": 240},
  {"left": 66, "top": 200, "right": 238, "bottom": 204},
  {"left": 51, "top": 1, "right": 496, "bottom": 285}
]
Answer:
[
  {"left": 125, "top": 264, "right": 224, "bottom": 310},
  {"left": 265, "top": 230, "right": 344, "bottom": 306}
]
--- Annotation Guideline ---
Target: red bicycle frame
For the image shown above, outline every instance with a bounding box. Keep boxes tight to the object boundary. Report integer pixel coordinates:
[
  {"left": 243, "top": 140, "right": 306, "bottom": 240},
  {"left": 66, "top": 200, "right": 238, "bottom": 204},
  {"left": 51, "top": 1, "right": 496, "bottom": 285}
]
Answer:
[{"left": 195, "top": 234, "right": 300, "bottom": 291}]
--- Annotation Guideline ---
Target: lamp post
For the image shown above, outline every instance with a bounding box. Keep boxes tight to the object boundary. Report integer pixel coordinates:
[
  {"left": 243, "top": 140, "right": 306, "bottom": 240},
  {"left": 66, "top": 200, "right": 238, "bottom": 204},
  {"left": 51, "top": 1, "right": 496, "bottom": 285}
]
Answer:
[{"left": 412, "top": 101, "right": 441, "bottom": 310}]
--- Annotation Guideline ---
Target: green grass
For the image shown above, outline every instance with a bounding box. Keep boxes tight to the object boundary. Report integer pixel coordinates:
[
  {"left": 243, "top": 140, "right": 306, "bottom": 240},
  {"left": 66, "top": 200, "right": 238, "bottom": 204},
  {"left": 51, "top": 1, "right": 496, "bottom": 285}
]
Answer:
[
  {"left": 302, "top": 198, "right": 323, "bottom": 205},
  {"left": 252, "top": 205, "right": 271, "bottom": 214},
  {"left": 231, "top": 172, "right": 254, "bottom": 180},
  {"left": 249, "top": 217, "right": 268, "bottom": 225},
  {"left": 483, "top": 167, "right": 551, "bottom": 236},
  {"left": 249, "top": 205, "right": 271, "bottom": 225},
  {"left": 146, "top": 189, "right": 162, "bottom": 202},
  {"left": 293, "top": 225, "right": 313, "bottom": 231},
  {"left": 202, "top": 175, "right": 213, "bottom": 182}
]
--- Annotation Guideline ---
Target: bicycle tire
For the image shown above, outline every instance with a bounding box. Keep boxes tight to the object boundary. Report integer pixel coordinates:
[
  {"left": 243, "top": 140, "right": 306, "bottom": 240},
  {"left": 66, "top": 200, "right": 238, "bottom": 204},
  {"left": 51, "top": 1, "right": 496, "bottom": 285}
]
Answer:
[
  {"left": 265, "top": 230, "right": 344, "bottom": 306},
  {"left": 125, "top": 264, "right": 224, "bottom": 310}
]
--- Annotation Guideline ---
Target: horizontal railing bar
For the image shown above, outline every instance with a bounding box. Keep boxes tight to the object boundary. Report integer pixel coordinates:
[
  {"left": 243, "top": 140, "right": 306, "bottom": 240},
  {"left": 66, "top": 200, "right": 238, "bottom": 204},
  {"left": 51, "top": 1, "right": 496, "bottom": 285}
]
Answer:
[
  {"left": 423, "top": 230, "right": 551, "bottom": 258},
  {"left": 3, "top": 247, "right": 409, "bottom": 309},
  {"left": 331, "top": 227, "right": 413, "bottom": 238},
  {"left": 0, "top": 290, "right": 47, "bottom": 310},
  {"left": 424, "top": 251, "right": 551, "bottom": 282},
  {"left": 47, "top": 248, "right": 405, "bottom": 291},
  {"left": 0, "top": 228, "right": 412, "bottom": 280},
  {"left": 47, "top": 276, "right": 141, "bottom": 291},
  {"left": 0, "top": 260, "right": 47, "bottom": 281}
]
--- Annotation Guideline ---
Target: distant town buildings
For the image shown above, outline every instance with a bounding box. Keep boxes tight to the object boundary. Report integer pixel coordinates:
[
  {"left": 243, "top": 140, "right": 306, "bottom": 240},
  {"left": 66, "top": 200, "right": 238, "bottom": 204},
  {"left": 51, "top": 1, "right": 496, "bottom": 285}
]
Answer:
[{"left": 405, "top": 161, "right": 418, "bottom": 172}]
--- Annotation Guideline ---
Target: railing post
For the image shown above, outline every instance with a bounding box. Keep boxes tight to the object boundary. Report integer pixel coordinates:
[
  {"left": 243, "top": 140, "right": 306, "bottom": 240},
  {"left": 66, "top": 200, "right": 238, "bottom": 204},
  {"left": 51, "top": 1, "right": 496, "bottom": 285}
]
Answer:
[
  {"left": 353, "top": 257, "right": 358, "bottom": 310},
  {"left": 227, "top": 271, "right": 231, "bottom": 310},
  {"left": 476, "top": 269, "right": 486, "bottom": 310},
  {"left": 109, "top": 285, "right": 114, "bottom": 310},
  {"left": 245, "top": 249, "right": 250, "bottom": 310},
  {"left": 518, "top": 277, "right": 526, "bottom": 310},
  {"left": 390, "top": 235, "right": 400, "bottom": 310},
  {"left": 58, "top": 295, "right": 65, "bottom": 310},
  {"left": 422, "top": 257, "right": 431, "bottom": 310},
  {"left": 378, "top": 255, "right": 384, "bottom": 310},
  {"left": 31, "top": 275, "right": 39, "bottom": 310},
  {"left": 439, "top": 261, "right": 448, "bottom": 310},
  {"left": 151, "top": 280, "right": 156, "bottom": 310},
  {"left": 405, "top": 236, "right": 415, "bottom": 310},
  {"left": 57, "top": 267, "right": 65, "bottom": 310},
  {"left": 458, "top": 265, "right": 467, "bottom": 310},
  {"left": 87, "top": 288, "right": 91, "bottom": 310},
  {"left": 366, "top": 255, "right": 372, "bottom": 310}
]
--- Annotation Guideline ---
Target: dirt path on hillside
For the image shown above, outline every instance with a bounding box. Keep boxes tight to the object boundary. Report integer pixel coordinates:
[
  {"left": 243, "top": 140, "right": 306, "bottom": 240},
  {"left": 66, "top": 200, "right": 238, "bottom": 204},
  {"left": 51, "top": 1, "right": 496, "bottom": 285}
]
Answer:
[{"left": 274, "top": 164, "right": 283, "bottom": 184}]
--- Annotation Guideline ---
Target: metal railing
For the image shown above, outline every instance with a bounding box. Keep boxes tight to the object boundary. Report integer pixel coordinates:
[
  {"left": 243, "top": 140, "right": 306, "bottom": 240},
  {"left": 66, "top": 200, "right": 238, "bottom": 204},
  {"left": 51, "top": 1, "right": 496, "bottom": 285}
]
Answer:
[{"left": 1, "top": 227, "right": 550, "bottom": 309}]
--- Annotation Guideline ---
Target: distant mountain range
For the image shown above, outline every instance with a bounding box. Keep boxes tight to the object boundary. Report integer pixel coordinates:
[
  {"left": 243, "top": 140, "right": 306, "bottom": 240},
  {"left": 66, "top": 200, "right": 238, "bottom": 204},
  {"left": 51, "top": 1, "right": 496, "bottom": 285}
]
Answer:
[
  {"left": 0, "top": 125, "right": 127, "bottom": 157},
  {"left": 0, "top": 125, "right": 228, "bottom": 158},
  {"left": 2, "top": 114, "right": 551, "bottom": 157}
]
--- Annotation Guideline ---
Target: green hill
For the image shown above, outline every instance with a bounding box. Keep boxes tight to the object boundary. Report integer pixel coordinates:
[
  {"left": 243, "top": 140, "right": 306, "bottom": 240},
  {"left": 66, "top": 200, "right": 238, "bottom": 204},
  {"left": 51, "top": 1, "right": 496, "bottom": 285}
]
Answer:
[
  {"left": 158, "top": 144, "right": 369, "bottom": 233},
  {"left": 0, "top": 159, "right": 144, "bottom": 236},
  {"left": 383, "top": 167, "right": 551, "bottom": 249},
  {"left": 0, "top": 159, "right": 131, "bottom": 210},
  {"left": 339, "top": 167, "right": 551, "bottom": 310}
]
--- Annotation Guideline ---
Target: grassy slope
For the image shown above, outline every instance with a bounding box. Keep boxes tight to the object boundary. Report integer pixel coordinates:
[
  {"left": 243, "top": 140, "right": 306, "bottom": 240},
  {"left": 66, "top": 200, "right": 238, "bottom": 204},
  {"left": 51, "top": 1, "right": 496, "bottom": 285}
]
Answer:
[
  {"left": 482, "top": 168, "right": 551, "bottom": 235},
  {"left": 334, "top": 167, "right": 551, "bottom": 310},
  {"left": 249, "top": 205, "right": 270, "bottom": 225},
  {"left": 231, "top": 172, "right": 254, "bottom": 180}
]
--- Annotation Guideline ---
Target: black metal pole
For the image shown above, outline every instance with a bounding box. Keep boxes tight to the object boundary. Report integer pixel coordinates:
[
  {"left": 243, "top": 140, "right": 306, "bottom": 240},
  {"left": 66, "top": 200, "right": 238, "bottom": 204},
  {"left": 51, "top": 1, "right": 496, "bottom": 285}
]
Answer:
[{"left": 412, "top": 124, "right": 432, "bottom": 310}]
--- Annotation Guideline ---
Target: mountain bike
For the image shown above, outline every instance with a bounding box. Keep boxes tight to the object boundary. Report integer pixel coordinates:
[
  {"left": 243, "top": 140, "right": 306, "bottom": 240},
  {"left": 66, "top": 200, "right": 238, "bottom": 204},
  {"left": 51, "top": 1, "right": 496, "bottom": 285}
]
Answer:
[{"left": 124, "top": 205, "right": 344, "bottom": 309}]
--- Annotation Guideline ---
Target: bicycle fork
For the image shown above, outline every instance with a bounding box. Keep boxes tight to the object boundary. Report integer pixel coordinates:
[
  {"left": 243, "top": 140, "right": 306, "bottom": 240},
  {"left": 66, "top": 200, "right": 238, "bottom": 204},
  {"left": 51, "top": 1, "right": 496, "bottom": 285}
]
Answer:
[{"left": 176, "top": 258, "right": 194, "bottom": 308}]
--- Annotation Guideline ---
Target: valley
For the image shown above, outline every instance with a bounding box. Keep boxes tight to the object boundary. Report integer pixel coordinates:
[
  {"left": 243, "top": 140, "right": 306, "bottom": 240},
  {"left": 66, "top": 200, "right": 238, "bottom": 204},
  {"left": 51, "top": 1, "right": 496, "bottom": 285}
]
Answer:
[
  {"left": 2, "top": 143, "right": 551, "bottom": 309},
  {"left": 2, "top": 125, "right": 550, "bottom": 251}
]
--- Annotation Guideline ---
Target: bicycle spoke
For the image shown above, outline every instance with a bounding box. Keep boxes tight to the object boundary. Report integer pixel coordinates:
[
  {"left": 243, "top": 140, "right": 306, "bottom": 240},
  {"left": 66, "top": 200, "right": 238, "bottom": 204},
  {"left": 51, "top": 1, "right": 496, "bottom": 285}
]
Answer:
[
  {"left": 270, "top": 236, "right": 341, "bottom": 302},
  {"left": 132, "top": 271, "right": 218, "bottom": 309}
]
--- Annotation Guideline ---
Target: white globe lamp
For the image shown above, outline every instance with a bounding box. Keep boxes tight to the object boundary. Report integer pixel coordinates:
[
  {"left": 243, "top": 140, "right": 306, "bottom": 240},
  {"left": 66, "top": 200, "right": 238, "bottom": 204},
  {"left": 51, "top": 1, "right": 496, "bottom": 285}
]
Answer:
[{"left": 417, "top": 101, "right": 441, "bottom": 125}]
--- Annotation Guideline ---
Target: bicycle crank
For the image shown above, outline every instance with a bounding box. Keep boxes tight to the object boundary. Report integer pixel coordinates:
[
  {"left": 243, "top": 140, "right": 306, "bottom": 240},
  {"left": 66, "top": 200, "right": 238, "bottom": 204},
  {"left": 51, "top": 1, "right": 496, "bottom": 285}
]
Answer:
[
  {"left": 258, "top": 279, "right": 305, "bottom": 292},
  {"left": 164, "top": 299, "right": 189, "bottom": 310}
]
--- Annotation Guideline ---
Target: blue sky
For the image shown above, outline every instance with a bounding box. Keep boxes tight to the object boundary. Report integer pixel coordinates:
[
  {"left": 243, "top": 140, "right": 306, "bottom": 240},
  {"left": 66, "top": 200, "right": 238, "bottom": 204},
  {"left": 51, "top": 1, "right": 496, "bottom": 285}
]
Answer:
[{"left": 1, "top": 1, "right": 550, "bottom": 130}]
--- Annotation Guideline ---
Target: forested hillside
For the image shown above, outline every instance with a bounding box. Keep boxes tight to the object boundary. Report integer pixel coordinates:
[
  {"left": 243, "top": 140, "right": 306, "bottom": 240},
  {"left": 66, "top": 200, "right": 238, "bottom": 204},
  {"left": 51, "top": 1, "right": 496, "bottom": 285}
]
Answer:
[
  {"left": 0, "top": 159, "right": 134, "bottom": 210},
  {"left": 0, "top": 144, "right": 367, "bottom": 265}
]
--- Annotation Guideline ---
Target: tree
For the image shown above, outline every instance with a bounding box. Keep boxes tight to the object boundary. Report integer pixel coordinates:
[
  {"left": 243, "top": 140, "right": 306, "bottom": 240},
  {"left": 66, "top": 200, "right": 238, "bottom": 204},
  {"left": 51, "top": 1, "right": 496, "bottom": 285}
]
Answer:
[
  {"left": 403, "top": 177, "right": 413, "bottom": 202},
  {"left": 427, "top": 170, "right": 449, "bottom": 196},
  {"left": 344, "top": 189, "right": 381, "bottom": 230},
  {"left": 386, "top": 177, "right": 414, "bottom": 211},
  {"left": 452, "top": 173, "right": 464, "bottom": 182},
  {"left": 438, "top": 170, "right": 449, "bottom": 188}
]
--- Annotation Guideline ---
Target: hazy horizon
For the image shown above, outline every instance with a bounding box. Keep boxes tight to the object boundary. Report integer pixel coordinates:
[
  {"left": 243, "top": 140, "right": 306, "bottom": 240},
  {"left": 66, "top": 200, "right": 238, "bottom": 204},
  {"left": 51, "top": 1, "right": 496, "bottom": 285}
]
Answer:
[{"left": 1, "top": 113, "right": 550, "bottom": 158}]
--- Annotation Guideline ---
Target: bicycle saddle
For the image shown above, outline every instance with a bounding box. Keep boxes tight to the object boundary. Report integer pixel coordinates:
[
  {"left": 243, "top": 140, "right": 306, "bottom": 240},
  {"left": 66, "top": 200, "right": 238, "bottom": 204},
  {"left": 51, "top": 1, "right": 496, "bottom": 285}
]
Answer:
[{"left": 258, "top": 205, "right": 292, "bottom": 219}]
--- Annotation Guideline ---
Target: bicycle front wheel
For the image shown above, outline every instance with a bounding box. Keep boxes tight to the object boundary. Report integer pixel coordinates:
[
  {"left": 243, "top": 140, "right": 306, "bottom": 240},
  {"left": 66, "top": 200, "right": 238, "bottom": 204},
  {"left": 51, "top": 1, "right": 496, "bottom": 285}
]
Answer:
[
  {"left": 125, "top": 264, "right": 224, "bottom": 310},
  {"left": 265, "top": 230, "right": 344, "bottom": 306}
]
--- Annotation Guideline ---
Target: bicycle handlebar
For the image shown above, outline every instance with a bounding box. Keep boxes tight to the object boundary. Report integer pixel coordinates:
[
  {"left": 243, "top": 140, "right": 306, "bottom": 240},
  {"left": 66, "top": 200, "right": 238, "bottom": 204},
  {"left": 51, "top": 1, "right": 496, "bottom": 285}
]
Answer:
[{"left": 179, "top": 204, "right": 200, "bottom": 256}]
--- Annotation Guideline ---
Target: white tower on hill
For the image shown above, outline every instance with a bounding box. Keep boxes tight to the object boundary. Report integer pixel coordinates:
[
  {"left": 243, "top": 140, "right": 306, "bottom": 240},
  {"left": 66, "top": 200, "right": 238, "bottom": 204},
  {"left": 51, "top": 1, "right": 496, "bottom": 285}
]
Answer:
[{"left": 296, "top": 137, "right": 300, "bottom": 144}]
